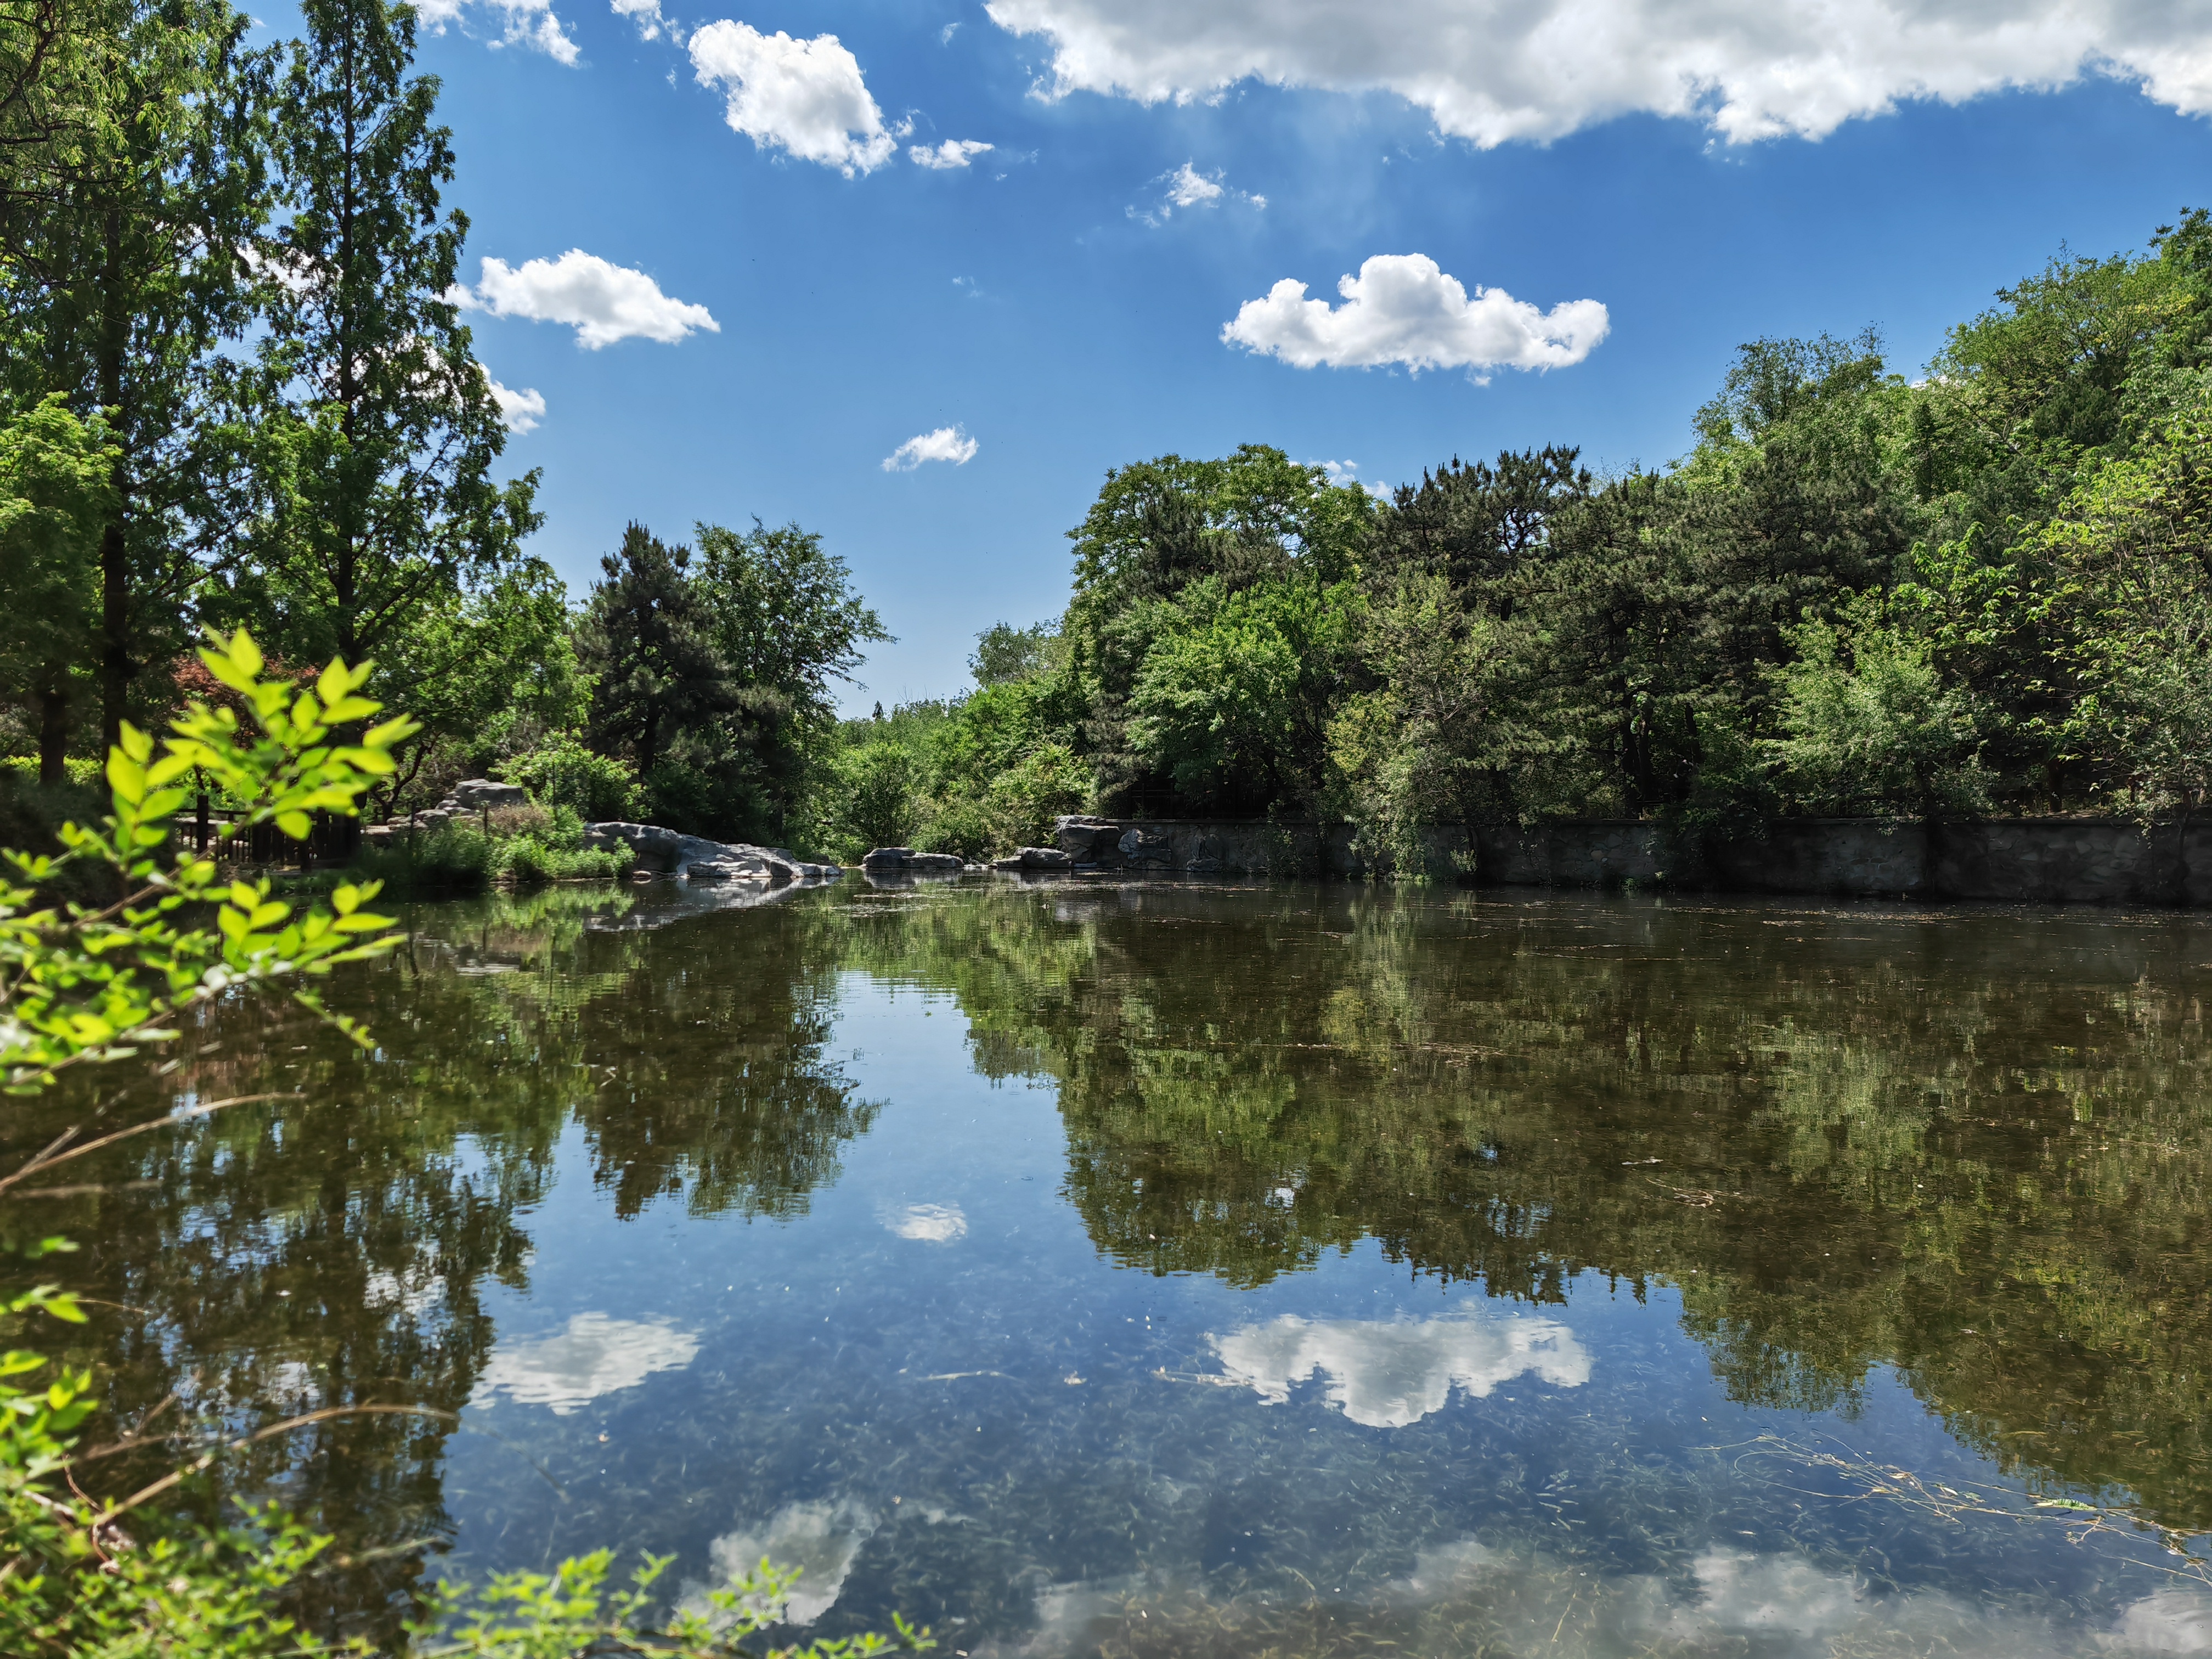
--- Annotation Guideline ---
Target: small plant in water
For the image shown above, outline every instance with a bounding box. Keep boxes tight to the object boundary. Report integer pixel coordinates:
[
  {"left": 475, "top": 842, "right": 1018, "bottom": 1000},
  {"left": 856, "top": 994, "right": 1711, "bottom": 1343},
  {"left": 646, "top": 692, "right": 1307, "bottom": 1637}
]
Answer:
[{"left": 0, "top": 630, "right": 928, "bottom": 1658}]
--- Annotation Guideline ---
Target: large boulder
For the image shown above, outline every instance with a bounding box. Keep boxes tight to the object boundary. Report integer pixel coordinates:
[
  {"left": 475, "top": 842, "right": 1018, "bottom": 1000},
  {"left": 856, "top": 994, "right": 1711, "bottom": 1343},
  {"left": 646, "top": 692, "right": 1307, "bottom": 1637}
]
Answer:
[
  {"left": 1054, "top": 815, "right": 1121, "bottom": 861},
  {"left": 582, "top": 822, "right": 841, "bottom": 884},
  {"left": 1119, "top": 827, "right": 1176, "bottom": 867},
  {"left": 1018, "top": 846, "right": 1072, "bottom": 871}
]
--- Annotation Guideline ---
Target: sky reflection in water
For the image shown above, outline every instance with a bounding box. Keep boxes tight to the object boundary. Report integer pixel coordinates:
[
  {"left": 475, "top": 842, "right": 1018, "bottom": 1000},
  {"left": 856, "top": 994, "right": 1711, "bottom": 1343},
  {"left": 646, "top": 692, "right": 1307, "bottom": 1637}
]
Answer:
[{"left": 13, "top": 879, "right": 2212, "bottom": 1653}]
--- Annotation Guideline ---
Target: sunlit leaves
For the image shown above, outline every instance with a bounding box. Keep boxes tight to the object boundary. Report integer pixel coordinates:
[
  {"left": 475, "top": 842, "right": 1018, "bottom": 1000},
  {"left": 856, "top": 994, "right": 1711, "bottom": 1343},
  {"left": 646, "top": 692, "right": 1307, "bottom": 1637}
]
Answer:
[{"left": 0, "top": 628, "right": 411, "bottom": 1092}]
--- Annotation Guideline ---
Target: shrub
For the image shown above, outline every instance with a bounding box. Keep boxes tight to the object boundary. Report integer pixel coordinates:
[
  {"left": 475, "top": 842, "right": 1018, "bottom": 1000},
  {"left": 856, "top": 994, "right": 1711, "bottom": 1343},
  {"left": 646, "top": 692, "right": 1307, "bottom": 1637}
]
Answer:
[
  {"left": 1767, "top": 608, "right": 1993, "bottom": 819},
  {"left": 822, "top": 742, "right": 922, "bottom": 857},
  {"left": 354, "top": 824, "right": 498, "bottom": 894},
  {"left": 496, "top": 733, "right": 644, "bottom": 822}
]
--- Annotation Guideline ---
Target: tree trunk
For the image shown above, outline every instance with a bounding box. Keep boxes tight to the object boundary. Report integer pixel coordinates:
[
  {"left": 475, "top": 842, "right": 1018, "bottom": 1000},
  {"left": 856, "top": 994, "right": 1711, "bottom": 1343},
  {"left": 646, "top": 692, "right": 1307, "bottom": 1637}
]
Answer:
[
  {"left": 99, "top": 514, "right": 128, "bottom": 754},
  {"left": 36, "top": 665, "right": 71, "bottom": 785}
]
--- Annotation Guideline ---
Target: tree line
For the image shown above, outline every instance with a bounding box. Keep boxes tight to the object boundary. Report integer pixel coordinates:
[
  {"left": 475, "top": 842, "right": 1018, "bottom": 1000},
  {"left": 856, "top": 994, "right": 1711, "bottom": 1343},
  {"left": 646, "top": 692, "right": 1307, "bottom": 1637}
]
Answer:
[
  {"left": 3, "top": 0, "right": 2205, "bottom": 872},
  {"left": 830, "top": 221, "right": 2212, "bottom": 871}
]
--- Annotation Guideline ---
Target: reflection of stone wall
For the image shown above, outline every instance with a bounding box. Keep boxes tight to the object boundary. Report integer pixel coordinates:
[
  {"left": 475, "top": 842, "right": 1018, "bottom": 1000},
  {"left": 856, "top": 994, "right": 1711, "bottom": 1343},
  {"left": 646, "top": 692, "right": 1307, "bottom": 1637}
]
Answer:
[
  {"left": 1071, "top": 816, "right": 2212, "bottom": 905},
  {"left": 1048, "top": 819, "right": 1471, "bottom": 878},
  {"left": 1469, "top": 817, "right": 2212, "bottom": 906}
]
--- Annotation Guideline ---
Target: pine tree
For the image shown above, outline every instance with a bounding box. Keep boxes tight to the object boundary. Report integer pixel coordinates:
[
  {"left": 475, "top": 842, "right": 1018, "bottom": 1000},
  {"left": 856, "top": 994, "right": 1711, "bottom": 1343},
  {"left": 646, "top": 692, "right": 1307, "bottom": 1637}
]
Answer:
[
  {"left": 577, "top": 524, "right": 731, "bottom": 781},
  {"left": 254, "top": 0, "right": 537, "bottom": 670}
]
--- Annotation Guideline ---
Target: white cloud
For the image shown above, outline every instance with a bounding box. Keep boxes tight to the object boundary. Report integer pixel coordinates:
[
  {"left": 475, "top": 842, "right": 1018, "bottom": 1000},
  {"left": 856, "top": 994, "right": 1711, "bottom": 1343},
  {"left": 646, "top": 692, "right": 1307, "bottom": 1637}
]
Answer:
[
  {"left": 608, "top": 0, "right": 671, "bottom": 42},
  {"left": 488, "top": 378, "right": 546, "bottom": 432},
  {"left": 884, "top": 1200, "right": 968, "bottom": 1240},
  {"left": 457, "top": 249, "right": 719, "bottom": 349},
  {"left": 1222, "top": 253, "right": 1607, "bottom": 379},
  {"left": 687, "top": 21, "right": 895, "bottom": 174},
  {"left": 475, "top": 1313, "right": 699, "bottom": 1414},
  {"left": 1133, "top": 161, "right": 1263, "bottom": 225},
  {"left": 881, "top": 426, "right": 980, "bottom": 471},
  {"left": 983, "top": 0, "right": 2212, "bottom": 146},
  {"left": 417, "top": 0, "right": 579, "bottom": 66},
  {"left": 911, "top": 138, "right": 995, "bottom": 169},
  {"left": 1165, "top": 161, "right": 1223, "bottom": 208},
  {"left": 1210, "top": 1312, "right": 1589, "bottom": 1427}
]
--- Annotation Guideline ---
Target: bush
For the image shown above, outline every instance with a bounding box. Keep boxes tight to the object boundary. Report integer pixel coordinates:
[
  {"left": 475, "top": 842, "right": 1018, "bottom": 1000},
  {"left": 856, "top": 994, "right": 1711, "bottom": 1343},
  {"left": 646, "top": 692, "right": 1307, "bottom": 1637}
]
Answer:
[
  {"left": 915, "top": 795, "right": 994, "bottom": 862},
  {"left": 354, "top": 824, "right": 498, "bottom": 894},
  {"left": 1767, "top": 608, "right": 1993, "bottom": 819},
  {"left": 496, "top": 733, "right": 644, "bottom": 822},
  {"left": 821, "top": 742, "right": 921, "bottom": 858},
  {"left": 500, "top": 833, "right": 634, "bottom": 887}
]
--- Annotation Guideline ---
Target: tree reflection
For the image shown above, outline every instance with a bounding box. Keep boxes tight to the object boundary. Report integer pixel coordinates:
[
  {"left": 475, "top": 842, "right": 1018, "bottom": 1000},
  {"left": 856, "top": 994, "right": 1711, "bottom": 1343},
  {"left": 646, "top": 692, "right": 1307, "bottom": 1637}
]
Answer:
[
  {"left": 0, "top": 884, "right": 878, "bottom": 1644},
  {"left": 843, "top": 885, "right": 2212, "bottom": 1533}
]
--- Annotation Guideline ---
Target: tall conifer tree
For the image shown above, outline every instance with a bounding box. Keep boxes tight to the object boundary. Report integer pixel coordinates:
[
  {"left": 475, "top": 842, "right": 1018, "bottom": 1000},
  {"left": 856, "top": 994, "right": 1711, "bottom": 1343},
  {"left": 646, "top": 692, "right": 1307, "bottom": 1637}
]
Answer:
[{"left": 255, "top": 0, "right": 536, "bottom": 670}]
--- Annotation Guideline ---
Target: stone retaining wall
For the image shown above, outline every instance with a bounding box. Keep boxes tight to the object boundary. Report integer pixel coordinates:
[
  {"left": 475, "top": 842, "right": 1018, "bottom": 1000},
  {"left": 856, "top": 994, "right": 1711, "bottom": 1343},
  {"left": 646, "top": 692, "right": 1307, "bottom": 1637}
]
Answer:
[{"left": 1070, "top": 816, "right": 2212, "bottom": 906}]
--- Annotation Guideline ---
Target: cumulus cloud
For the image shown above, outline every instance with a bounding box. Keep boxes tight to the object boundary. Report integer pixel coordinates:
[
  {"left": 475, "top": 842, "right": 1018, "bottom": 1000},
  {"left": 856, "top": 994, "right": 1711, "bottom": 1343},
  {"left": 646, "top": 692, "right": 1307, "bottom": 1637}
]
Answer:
[
  {"left": 983, "top": 0, "right": 2212, "bottom": 146},
  {"left": 1222, "top": 253, "right": 1607, "bottom": 379},
  {"left": 417, "top": 0, "right": 579, "bottom": 66},
  {"left": 487, "top": 379, "right": 547, "bottom": 433},
  {"left": 911, "top": 138, "right": 995, "bottom": 169},
  {"left": 1211, "top": 1312, "right": 1589, "bottom": 1427},
  {"left": 475, "top": 1313, "right": 699, "bottom": 1414},
  {"left": 456, "top": 249, "right": 719, "bottom": 348},
  {"left": 882, "top": 426, "right": 980, "bottom": 471},
  {"left": 688, "top": 21, "right": 895, "bottom": 173}
]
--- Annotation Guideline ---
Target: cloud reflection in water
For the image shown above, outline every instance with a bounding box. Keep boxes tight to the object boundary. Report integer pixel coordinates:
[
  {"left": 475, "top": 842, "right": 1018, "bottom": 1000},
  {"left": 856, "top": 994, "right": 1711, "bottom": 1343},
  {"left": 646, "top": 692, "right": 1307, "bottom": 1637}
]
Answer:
[
  {"left": 1209, "top": 1312, "right": 1590, "bottom": 1427},
  {"left": 473, "top": 1312, "right": 699, "bottom": 1415}
]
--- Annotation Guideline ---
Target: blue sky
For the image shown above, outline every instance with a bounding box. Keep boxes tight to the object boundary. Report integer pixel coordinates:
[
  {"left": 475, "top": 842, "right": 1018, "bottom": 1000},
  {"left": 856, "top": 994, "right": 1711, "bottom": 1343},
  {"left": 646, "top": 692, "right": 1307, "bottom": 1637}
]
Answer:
[{"left": 302, "top": 0, "right": 2212, "bottom": 710}]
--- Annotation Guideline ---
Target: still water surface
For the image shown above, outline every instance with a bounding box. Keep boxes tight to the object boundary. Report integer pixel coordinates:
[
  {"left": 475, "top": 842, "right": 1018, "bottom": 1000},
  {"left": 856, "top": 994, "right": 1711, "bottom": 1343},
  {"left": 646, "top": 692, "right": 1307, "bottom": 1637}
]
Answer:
[{"left": 10, "top": 878, "right": 2212, "bottom": 1654}]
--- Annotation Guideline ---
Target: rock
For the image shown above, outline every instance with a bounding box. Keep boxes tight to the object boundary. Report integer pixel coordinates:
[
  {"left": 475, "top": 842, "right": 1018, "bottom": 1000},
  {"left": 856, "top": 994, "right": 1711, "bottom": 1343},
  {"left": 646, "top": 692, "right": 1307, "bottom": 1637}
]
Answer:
[
  {"left": 581, "top": 822, "right": 843, "bottom": 884},
  {"left": 989, "top": 856, "right": 1026, "bottom": 872},
  {"left": 863, "top": 847, "right": 965, "bottom": 877},
  {"left": 1054, "top": 815, "right": 1118, "bottom": 859},
  {"left": 451, "top": 779, "right": 527, "bottom": 811},
  {"left": 1018, "top": 846, "right": 1073, "bottom": 871}
]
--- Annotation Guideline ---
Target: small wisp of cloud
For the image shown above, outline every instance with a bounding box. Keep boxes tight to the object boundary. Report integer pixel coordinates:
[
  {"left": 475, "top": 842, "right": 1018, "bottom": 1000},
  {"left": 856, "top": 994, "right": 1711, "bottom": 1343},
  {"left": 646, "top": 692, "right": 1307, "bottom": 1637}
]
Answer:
[
  {"left": 488, "top": 379, "right": 547, "bottom": 433},
  {"left": 882, "top": 426, "right": 979, "bottom": 471},
  {"left": 911, "top": 138, "right": 994, "bottom": 170},
  {"left": 608, "top": 0, "right": 676, "bottom": 43},
  {"left": 1132, "top": 161, "right": 1265, "bottom": 226},
  {"left": 417, "top": 0, "right": 579, "bottom": 65}
]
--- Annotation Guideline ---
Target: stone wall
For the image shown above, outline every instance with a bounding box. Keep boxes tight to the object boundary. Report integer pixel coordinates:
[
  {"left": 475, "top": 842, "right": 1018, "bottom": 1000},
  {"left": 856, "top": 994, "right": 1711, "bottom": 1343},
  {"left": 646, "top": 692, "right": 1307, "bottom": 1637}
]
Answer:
[{"left": 1059, "top": 815, "right": 2212, "bottom": 906}]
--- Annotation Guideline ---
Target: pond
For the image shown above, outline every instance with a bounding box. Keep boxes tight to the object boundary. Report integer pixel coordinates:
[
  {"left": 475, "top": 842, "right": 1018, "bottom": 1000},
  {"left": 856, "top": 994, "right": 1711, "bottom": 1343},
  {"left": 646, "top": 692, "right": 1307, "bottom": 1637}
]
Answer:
[{"left": 9, "top": 878, "right": 2212, "bottom": 1655}]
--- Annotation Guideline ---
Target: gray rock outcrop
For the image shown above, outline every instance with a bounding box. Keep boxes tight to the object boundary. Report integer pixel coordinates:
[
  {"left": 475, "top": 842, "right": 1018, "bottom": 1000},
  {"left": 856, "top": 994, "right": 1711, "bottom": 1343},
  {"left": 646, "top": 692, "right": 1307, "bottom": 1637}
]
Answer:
[
  {"left": 400, "top": 777, "right": 530, "bottom": 834},
  {"left": 862, "top": 847, "right": 968, "bottom": 876},
  {"left": 582, "top": 821, "right": 841, "bottom": 884}
]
